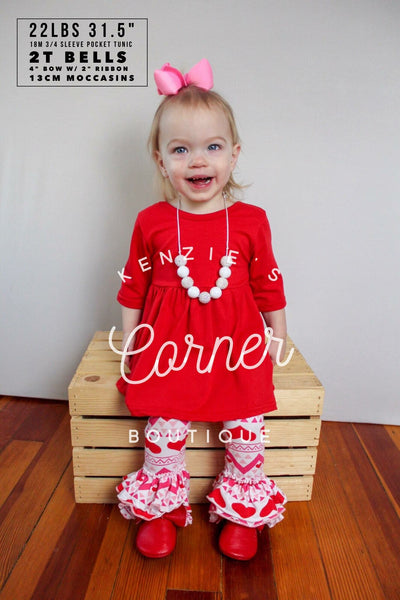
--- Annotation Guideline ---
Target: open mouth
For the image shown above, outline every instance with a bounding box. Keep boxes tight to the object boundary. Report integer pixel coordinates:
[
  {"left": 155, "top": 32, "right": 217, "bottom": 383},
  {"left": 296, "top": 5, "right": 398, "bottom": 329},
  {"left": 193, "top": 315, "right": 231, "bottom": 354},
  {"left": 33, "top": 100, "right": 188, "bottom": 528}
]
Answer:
[{"left": 187, "top": 176, "right": 212, "bottom": 186}]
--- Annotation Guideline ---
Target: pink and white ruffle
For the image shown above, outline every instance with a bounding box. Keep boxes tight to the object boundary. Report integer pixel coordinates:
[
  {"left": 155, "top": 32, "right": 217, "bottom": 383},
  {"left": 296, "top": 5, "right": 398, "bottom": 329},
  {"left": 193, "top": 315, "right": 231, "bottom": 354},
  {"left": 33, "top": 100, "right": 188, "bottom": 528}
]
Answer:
[
  {"left": 207, "top": 472, "right": 286, "bottom": 528},
  {"left": 116, "top": 466, "right": 192, "bottom": 525},
  {"left": 207, "top": 415, "right": 287, "bottom": 528},
  {"left": 116, "top": 417, "right": 192, "bottom": 526}
]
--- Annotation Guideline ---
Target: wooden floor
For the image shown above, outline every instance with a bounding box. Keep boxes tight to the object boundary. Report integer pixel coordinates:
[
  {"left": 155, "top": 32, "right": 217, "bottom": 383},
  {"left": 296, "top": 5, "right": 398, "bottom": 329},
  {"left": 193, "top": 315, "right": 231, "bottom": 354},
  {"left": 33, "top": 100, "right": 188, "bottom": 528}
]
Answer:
[{"left": 0, "top": 397, "right": 399, "bottom": 600}]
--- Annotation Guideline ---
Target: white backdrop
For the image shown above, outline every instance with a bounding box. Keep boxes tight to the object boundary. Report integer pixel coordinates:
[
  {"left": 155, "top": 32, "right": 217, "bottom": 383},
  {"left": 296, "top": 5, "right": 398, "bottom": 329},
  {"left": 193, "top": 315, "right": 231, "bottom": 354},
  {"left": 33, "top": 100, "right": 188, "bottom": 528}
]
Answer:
[{"left": 1, "top": 0, "right": 399, "bottom": 424}]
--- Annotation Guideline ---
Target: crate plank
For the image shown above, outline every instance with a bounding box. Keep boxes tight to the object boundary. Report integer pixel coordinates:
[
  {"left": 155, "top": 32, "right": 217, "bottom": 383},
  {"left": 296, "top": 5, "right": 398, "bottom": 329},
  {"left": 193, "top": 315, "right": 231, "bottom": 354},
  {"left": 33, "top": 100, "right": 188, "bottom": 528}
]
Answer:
[
  {"left": 70, "top": 416, "right": 321, "bottom": 448},
  {"left": 74, "top": 475, "right": 313, "bottom": 504},
  {"left": 73, "top": 447, "right": 317, "bottom": 477},
  {"left": 69, "top": 383, "right": 324, "bottom": 417}
]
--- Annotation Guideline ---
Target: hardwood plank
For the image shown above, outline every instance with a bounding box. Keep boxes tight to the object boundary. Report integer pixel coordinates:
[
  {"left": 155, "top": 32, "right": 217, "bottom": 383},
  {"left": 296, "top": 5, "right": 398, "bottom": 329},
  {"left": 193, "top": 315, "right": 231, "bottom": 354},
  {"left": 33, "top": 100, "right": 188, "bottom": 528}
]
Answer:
[
  {"left": 110, "top": 522, "right": 171, "bottom": 600},
  {"left": 0, "top": 396, "right": 11, "bottom": 411},
  {"left": 0, "top": 412, "right": 72, "bottom": 588},
  {"left": 14, "top": 399, "right": 67, "bottom": 442},
  {"left": 354, "top": 423, "right": 400, "bottom": 511},
  {"left": 224, "top": 527, "right": 278, "bottom": 600},
  {"left": 84, "top": 505, "right": 130, "bottom": 600},
  {"left": 308, "top": 424, "right": 386, "bottom": 600},
  {"left": 0, "top": 440, "right": 42, "bottom": 507},
  {"left": 70, "top": 377, "right": 323, "bottom": 418},
  {"left": 323, "top": 422, "right": 400, "bottom": 600},
  {"left": 0, "top": 397, "right": 36, "bottom": 449},
  {"left": 70, "top": 387, "right": 324, "bottom": 417},
  {"left": 270, "top": 501, "right": 331, "bottom": 599},
  {"left": 0, "top": 463, "right": 75, "bottom": 600},
  {"left": 166, "top": 592, "right": 221, "bottom": 600},
  {"left": 30, "top": 503, "right": 112, "bottom": 600},
  {"left": 71, "top": 416, "right": 321, "bottom": 448},
  {"left": 167, "top": 505, "right": 220, "bottom": 592},
  {"left": 73, "top": 447, "right": 317, "bottom": 477},
  {"left": 385, "top": 424, "right": 400, "bottom": 451}
]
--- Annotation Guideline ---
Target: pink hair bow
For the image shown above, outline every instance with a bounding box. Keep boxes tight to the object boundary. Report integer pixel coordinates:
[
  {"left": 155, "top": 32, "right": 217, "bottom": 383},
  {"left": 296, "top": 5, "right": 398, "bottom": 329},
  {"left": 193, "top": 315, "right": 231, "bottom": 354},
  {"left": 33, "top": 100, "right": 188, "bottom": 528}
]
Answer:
[{"left": 154, "top": 58, "right": 213, "bottom": 96}]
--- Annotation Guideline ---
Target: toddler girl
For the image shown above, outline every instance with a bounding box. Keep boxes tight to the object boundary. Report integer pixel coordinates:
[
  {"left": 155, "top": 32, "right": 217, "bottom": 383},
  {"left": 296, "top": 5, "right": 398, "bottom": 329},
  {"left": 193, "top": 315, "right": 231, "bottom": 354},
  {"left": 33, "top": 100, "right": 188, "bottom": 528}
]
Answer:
[{"left": 113, "top": 58, "right": 288, "bottom": 560}]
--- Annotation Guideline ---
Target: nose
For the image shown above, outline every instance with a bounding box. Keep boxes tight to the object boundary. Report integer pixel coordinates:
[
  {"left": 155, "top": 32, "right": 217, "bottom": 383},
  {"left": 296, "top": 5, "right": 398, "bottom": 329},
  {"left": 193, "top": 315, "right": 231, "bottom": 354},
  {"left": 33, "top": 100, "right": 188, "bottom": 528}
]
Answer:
[{"left": 189, "top": 149, "right": 207, "bottom": 167}]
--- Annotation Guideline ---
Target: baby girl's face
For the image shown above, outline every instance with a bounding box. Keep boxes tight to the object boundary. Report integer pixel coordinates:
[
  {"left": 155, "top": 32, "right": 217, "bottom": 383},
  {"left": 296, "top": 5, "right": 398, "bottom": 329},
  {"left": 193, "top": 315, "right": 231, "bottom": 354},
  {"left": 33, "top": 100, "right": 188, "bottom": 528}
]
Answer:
[{"left": 155, "top": 104, "right": 240, "bottom": 212}]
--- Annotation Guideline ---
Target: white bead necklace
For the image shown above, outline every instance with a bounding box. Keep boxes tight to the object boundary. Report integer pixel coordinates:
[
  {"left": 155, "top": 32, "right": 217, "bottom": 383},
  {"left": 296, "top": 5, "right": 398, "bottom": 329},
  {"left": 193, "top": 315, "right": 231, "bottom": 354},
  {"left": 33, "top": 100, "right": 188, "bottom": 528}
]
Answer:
[{"left": 174, "top": 194, "right": 233, "bottom": 304}]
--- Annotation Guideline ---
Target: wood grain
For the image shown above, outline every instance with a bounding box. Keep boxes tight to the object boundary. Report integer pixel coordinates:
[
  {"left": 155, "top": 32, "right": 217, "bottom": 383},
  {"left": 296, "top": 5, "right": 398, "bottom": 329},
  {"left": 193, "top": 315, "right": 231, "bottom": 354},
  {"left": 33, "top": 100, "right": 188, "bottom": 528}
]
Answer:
[
  {"left": 354, "top": 423, "right": 400, "bottom": 513},
  {"left": 270, "top": 501, "right": 331, "bottom": 599},
  {"left": 2, "top": 401, "right": 400, "bottom": 600},
  {"left": 0, "top": 412, "right": 72, "bottom": 588},
  {"left": 110, "top": 521, "right": 171, "bottom": 600},
  {"left": 167, "top": 505, "right": 221, "bottom": 592},
  {"left": 224, "top": 527, "right": 277, "bottom": 600},
  {"left": 0, "top": 463, "right": 75, "bottom": 600},
  {"left": 0, "top": 440, "right": 42, "bottom": 507},
  {"left": 323, "top": 422, "right": 400, "bottom": 600},
  {"left": 385, "top": 424, "right": 400, "bottom": 451},
  {"left": 308, "top": 425, "right": 386, "bottom": 600},
  {"left": 70, "top": 416, "right": 321, "bottom": 448},
  {"left": 30, "top": 503, "right": 112, "bottom": 600},
  {"left": 72, "top": 446, "right": 317, "bottom": 477},
  {"left": 83, "top": 505, "right": 130, "bottom": 600},
  {"left": 166, "top": 592, "right": 222, "bottom": 600}
]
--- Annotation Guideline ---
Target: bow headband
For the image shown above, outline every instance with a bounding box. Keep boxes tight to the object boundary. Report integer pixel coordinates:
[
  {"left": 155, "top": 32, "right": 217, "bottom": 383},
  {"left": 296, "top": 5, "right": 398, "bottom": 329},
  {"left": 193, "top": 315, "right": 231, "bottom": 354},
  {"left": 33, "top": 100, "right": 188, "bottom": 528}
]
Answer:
[{"left": 154, "top": 58, "right": 213, "bottom": 96}]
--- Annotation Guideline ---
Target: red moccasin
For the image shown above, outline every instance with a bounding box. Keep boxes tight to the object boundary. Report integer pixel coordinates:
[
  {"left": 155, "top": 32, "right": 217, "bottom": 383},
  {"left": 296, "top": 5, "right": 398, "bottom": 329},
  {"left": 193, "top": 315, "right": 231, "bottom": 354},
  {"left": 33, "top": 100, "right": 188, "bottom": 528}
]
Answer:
[
  {"left": 135, "top": 506, "right": 188, "bottom": 558},
  {"left": 218, "top": 521, "right": 258, "bottom": 561},
  {"left": 136, "top": 518, "right": 176, "bottom": 558}
]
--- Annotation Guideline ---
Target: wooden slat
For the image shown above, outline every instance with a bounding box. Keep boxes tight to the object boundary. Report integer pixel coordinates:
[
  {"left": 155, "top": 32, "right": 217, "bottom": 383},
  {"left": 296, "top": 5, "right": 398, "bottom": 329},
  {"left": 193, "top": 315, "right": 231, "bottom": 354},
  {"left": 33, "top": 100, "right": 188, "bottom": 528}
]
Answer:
[
  {"left": 270, "top": 502, "right": 332, "bottom": 599},
  {"left": 0, "top": 440, "right": 42, "bottom": 507},
  {"left": 30, "top": 503, "right": 112, "bottom": 600},
  {"left": 167, "top": 505, "right": 221, "bottom": 592},
  {"left": 385, "top": 424, "right": 400, "bottom": 451},
  {"left": 308, "top": 428, "right": 386, "bottom": 600},
  {"left": 354, "top": 423, "right": 400, "bottom": 513},
  {"left": 0, "top": 463, "right": 76, "bottom": 600},
  {"left": 73, "top": 447, "right": 317, "bottom": 477},
  {"left": 324, "top": 423, "right": 400, "bottom": 600},
  {"left": 0, "top": 413, "right": 72, "bottom": 589},
  {"left": 166, "top": 592, "right": 221, "bottom": 600},
  {"left": 224, "top": 528, "right": 278, "bottom": 600},
  {"left": 0, "top": 397, "right": 38, "bottom": 450},
  {"left": 74, "top": 475, "right": 313, "bottom": 504},
  {"left": 110, "top": 520, "right": 170, "bottom": 600},
  {"left": 83, "top": 505, "right": 130, "bottom": 600},
  {"left": 70, "top": 416, "right": 321, "bottom": 449},
  {"left": 0, "top": 396, "right": 11, "bottom": 411},
  {"left": 69, "top": 382, "right": 324, "bottom": 417}
]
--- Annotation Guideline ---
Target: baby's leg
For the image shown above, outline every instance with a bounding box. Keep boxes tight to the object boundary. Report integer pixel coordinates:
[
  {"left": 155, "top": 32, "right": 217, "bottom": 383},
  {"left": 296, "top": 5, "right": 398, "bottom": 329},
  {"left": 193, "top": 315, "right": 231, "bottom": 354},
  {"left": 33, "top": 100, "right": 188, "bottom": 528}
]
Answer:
[
  {"left": 207, "top": 414, "right": 287, "bottom": 559},
  {"left": 116, "top": 416, "right": 192, "bottom": 526},
  {"left": 208, "top": 415, "right": 286, "bottom": 525}
]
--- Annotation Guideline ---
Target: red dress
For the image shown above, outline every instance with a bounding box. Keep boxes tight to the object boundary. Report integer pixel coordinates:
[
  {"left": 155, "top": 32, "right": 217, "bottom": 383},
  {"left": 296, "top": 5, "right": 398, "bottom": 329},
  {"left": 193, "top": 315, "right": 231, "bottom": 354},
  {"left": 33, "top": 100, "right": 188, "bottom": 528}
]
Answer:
[{"left": 116, "top": 200, "right": 286, "bottom": 421}]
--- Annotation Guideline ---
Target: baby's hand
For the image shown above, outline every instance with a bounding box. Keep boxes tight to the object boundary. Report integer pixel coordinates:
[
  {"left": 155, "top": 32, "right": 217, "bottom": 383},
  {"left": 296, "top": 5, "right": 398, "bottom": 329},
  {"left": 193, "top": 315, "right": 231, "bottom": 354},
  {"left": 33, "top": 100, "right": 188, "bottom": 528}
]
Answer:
[
  {"left": 268, "top": 337, "right": 286, "bottom": 366},
  {"left": 122, "top": 333, "right": 134, "bottom": 367}
]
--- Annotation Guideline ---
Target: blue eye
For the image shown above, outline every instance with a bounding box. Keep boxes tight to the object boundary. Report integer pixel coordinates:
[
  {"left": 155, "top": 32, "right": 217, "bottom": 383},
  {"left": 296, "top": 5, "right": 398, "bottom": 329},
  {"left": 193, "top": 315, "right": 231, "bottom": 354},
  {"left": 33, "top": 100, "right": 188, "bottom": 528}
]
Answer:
[
  {"left": 173, "top": 146, "right": 187, "bottom": 154},
  {"left": 208, "top": 143, "right": 221, "bottom": 151}
]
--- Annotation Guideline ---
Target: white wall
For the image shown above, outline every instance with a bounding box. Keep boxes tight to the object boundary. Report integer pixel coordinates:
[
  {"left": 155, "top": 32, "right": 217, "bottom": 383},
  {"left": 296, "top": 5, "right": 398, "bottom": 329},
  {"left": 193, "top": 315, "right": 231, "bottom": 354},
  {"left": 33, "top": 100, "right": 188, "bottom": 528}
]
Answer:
[{"left": 1, "top": 0, "right": 399, "bottom": 424}]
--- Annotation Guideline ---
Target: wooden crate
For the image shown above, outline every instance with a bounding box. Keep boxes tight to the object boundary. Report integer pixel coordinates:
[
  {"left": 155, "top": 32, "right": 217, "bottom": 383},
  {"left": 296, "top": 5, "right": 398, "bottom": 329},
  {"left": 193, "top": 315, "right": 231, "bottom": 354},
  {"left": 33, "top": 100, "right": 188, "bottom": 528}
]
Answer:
[{"left": 68, "top": 331, "right": 324, "bottom": 504}]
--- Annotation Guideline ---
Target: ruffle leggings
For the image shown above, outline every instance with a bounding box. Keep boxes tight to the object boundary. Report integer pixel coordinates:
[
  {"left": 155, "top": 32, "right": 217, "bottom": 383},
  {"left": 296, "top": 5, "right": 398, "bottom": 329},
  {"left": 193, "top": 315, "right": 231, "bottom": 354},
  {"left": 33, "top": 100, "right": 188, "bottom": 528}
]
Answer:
[{"left": 116, "top": 414, "right": 286, "bottom": 528}]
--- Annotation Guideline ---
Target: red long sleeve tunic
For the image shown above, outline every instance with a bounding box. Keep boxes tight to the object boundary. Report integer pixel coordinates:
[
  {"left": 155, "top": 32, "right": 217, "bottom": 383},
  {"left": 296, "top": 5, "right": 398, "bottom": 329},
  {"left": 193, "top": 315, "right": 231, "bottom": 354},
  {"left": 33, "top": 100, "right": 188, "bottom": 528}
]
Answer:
[{"left": 116, "top": 200, "right": 286, "bottom": 421}]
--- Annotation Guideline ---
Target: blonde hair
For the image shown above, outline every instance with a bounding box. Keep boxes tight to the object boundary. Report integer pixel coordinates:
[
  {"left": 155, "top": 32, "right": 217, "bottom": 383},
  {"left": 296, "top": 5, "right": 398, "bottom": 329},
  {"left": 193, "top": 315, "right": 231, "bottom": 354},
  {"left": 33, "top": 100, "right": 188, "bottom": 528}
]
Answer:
[{"left": 148, "top": 85, "right": 243, "bottom": 202}]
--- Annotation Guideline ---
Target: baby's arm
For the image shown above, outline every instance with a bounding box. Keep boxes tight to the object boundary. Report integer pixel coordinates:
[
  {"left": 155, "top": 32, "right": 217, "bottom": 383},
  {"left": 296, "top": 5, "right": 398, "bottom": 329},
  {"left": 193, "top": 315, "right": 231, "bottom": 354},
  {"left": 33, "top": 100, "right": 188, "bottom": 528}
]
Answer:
[
  {"left": 262, "top": 308, "right": 287, "bottom": 365},
  {"left": 122, "top": 306, "right": 142, "bottom": 365}
]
